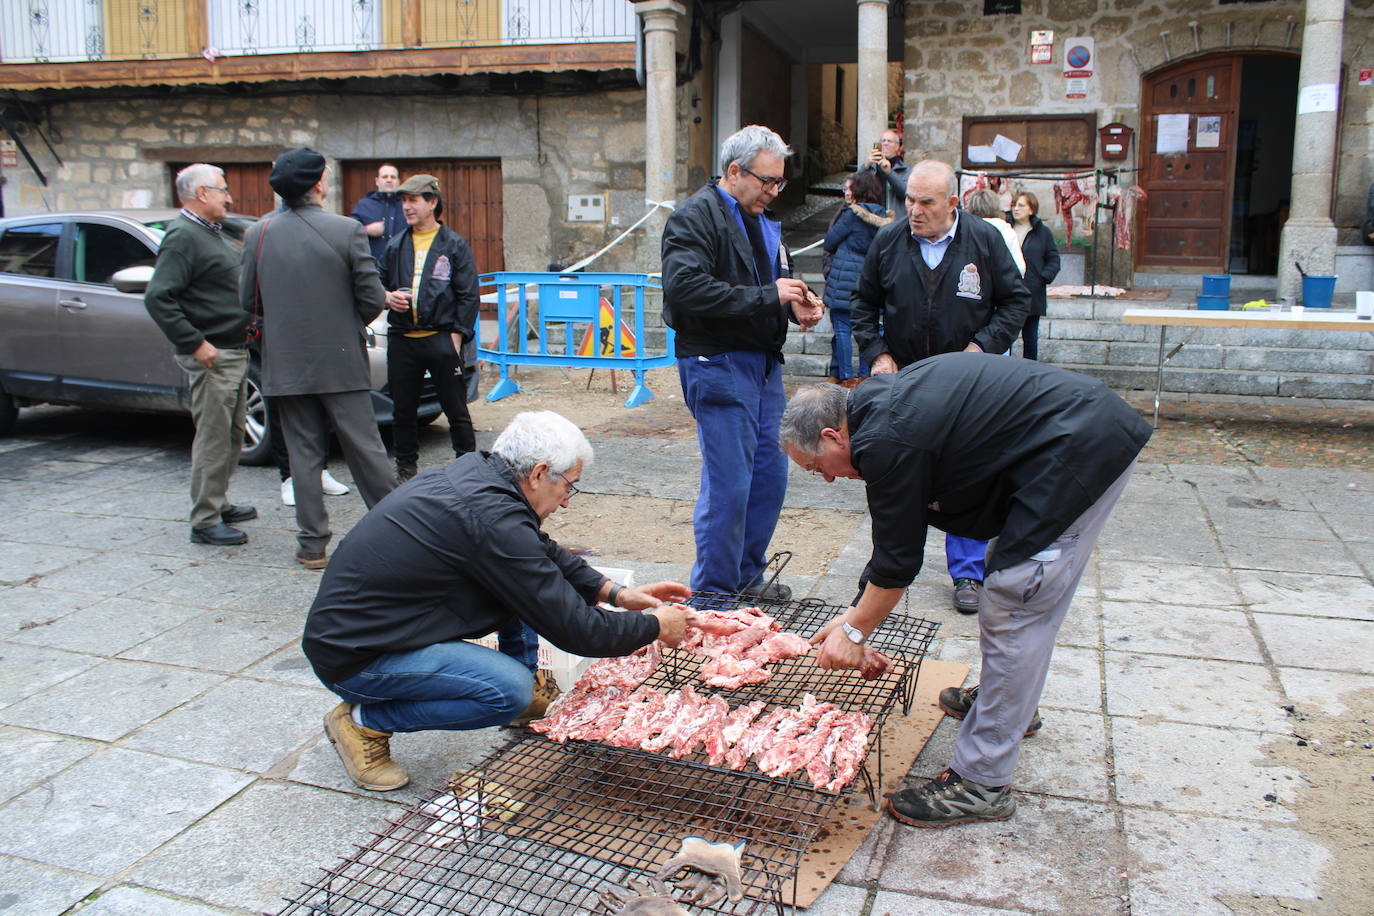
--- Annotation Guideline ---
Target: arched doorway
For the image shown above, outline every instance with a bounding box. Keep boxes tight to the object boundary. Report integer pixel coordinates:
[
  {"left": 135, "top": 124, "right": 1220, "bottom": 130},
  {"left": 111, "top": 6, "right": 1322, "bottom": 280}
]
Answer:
[{"left": 1137, "top": 52, "right": 1299, "bottom": 275}]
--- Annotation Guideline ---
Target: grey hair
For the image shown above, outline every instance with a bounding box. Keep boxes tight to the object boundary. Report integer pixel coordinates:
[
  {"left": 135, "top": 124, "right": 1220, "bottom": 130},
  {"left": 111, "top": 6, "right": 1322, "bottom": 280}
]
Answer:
[
  {"left": 718, "top": 124, "right": 793, "bottom": 177},
  {"left": 965, "top": 189, "right": 1003, "bottom": 219},
  {"left": 779, "top": 384, "right": 849, "bottom": 456},
  {"left": 910, "top": 160, "right": 958, "bottom": 198},
  {"left": 174, "top": 163, "right": 224, "bottom": 203},
  {"left": 492, "top": 410, "right": 594, "bottom": 478}
]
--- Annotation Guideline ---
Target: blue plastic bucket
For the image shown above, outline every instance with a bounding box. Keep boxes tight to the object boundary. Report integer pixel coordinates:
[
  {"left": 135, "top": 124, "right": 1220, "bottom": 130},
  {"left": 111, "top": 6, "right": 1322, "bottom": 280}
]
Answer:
[
  {"left": 1201, "top": 275, "right": 1231, "bottom": 296},
  {"left": 1301, "top": 275, "right": 1336, "bottom": 309},
  {"left": 1196, "top": 294, "right": 1230, "bottom": 311}
]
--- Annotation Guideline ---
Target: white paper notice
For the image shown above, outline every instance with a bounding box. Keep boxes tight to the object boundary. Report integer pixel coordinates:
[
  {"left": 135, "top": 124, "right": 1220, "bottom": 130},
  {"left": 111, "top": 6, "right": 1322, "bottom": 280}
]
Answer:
[
  {"left": 1297, "top": 83, "right": 1338, "bottom": 114},
  {"left": 1155, "top": 113, "right": 1189, "bottom": 153},
  {"left": 1195, "top": 115, "right": 1221, "bottom": 149},
  {"left": 967, "top": 145, "right": 997, "bottom": 164},
  {"left": 991, "top": 134, "right": 1023, "bottom": 162}
]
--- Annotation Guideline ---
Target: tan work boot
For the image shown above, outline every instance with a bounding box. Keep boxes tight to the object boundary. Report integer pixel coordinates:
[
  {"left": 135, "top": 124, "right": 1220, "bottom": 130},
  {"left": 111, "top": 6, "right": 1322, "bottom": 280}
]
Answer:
[
  {"left": 323, "top": 702, "right": 410, "bottom": 791},
  {"left": 506, "top": 669, "right": 562, "bottom": 727}
]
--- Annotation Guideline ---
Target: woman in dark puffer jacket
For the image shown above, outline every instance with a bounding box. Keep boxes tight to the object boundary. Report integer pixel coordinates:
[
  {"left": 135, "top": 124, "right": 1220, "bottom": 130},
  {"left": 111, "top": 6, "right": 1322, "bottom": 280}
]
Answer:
[
  {"left": 822, "top": 169, "right": 891, "bottom": 384},
  {"left": 1009, "top": 190, "right": 1061, "bottom": 361}
]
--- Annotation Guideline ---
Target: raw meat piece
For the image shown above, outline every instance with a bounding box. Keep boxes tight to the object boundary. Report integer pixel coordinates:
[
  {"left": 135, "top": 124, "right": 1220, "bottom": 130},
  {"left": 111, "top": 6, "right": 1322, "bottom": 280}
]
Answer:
[
  {"left": 641, "top": 686, "right": 703, "bottom": 753},
  {"left": 752, "top": 632, "right": 812, "bottom": 665},
  {"left": 762, "top": 708, "right": 844, "bottom": 778},
  {"left": 605, "top": 688, "right": 669, "bottom": 748},
  {"left": 695, "top": 626, "right": 770, "bottom": 660},
  {"left": 824, "top": 712, "right": 876, "bottom": 792},
  {"left": 755, "top": 701, "right": 838, "bottom": 776},
  {"left": 725, "top": 706, "right": 790, "bottom": 770},
  {"left": 704, "top": 697, "right": 756, "bottom": 765},
  {"left": 700, "top": 656, "right": 770, "bottom": 689},
  {"left": 805, "top": 720, "right": 847, "bottom": 789},
  {"left": 676, "top": 694, "right": 731, "bottom": 760},
  {"left": 858, "top": 646, "right": 891, "bottom": 681},
  {"left": 581, "top": 643, "right": 661, "bottom": 690},
  {"left": 720, "top": 701, "right": 766, "bottom": 746},
  {"left": 531, "top": 685, "right": 628, "bottom": 742}
]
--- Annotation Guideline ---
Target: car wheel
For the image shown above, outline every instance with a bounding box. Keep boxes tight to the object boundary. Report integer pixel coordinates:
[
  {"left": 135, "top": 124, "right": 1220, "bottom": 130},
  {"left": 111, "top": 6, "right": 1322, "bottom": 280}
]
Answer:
[
  {"left": 239, "top": 365, "right": 274, "bottom": 466},
  {"left": 0, "top": 386, "right": 16, "bottom": 436}
]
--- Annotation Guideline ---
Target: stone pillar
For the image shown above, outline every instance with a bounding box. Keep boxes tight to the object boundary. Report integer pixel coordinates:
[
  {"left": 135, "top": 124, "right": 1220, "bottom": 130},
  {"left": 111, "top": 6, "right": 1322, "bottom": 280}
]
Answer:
[
  {"left": 856, "top": 0, "right": 889, "bottom": 167},
  {"left": 1276, "top": 0, "right": 1345, "bottom": 300},
  {"left": 714, "top": 9, "right": 743, "bottom": 155},
  {"left": 635, "top": 0, "right": 684, "bottom": 269}
]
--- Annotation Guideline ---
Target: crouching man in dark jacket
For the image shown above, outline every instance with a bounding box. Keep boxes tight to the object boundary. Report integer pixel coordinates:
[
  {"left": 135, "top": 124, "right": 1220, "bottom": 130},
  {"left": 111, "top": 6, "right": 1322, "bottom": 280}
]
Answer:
[
  {"left": 303, "top": 410, "right": 690, "bottom": 791},
  {"left": 780, "top": 354, "right": 1150, "bottom": 827}
]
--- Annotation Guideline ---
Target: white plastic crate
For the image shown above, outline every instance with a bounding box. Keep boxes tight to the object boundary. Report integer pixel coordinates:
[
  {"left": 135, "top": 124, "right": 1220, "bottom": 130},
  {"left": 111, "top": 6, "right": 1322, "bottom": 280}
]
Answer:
[{"left": 470, "top": 566, "right": 635, "bottom": 692}]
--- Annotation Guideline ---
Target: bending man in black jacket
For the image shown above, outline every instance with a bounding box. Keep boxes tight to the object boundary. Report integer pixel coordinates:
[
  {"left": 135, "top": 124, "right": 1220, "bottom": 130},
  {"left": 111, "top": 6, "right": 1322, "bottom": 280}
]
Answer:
[
  {"left": 852, "top": 159, "right": 1032, "bottom": 616},
  {"left": 381, "top": 174, "right": 480, "bottom": 482},
  {"left": 661, "top": 124, "right": 823, "bottom": 600},
  {"left": 780, "top": 355, "right": 1150, "bottom": 827},
  {"left": 304, "top": 410, "right": 691, "bottom": 791}
]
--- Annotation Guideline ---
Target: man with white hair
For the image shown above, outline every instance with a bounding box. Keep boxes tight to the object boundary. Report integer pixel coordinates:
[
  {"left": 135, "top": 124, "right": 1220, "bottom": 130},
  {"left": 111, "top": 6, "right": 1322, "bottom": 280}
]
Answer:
[
  {"left": 661, "top": 124, "right": 823, "bottom": 601},
  {"left": 144, "top": 163, "right": 256, "bottom": 546},
  {"left": 303, "top": 410, "right": 691, "bottom": 791}
]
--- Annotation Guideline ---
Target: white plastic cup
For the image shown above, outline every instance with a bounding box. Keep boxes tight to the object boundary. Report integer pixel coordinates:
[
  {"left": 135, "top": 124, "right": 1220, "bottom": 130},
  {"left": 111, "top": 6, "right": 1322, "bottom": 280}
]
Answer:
[{"left": 1357, "top": 290, "right": 1374, "bottom": 320}]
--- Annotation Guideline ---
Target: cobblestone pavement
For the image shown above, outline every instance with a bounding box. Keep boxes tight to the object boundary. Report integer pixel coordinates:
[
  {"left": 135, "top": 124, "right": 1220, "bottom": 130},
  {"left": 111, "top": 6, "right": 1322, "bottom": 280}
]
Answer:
[{"left": 2, "top": 385, "right": 1371, "bottom": 915}]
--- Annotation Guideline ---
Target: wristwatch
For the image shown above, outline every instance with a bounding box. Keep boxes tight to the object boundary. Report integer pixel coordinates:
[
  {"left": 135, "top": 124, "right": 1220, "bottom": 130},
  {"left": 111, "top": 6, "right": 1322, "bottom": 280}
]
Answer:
[{"left": 840, "top": 621, "right": 866, "bottom": 645}]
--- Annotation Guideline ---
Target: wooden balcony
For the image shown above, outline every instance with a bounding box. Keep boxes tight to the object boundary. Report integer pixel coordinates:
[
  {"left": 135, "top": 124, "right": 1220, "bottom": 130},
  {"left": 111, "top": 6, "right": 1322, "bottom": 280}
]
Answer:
[{"left": 0, "top": 0, "right": 637, "bottom": 91}]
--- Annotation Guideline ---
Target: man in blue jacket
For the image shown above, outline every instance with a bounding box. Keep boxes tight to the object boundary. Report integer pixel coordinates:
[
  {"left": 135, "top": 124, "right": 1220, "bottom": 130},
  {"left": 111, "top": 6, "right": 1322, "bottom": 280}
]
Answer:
[
  {"left": 660, "top": 125, "right": 823, "bottom": 601},
  {"left": 380, "top": 174, "right": 479, "bottom": 482},
  {"left": 349, "top": 163, "right": 405, "bottom": 264}
]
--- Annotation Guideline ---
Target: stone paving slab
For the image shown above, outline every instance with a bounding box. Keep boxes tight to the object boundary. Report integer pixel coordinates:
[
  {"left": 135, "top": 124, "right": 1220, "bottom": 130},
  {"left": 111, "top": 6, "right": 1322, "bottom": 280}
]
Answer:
[
  {"left": 1220, "top": 535, "right": 1368, "bottom": 577},
  {"left": 128, "top": 781, "right": 397, "bottom": 914},
  {"left": 871, "top": 890, "right": 1035, "bottom": 915},
  {"left": 6, "top": 596, "right": 202, "bottom": 656},
  {"left": 0, "top": 585, "right": 100, "bottom": 637},
  {"left": 0, "top": 747, "right": 252, "bottom": 875},
  {"left": 0, "top": 854, "right": 103, "bottom": 916},
  {"left": 1104, "top": 651, "right": 1289, "bottom": 732},
  {"left": 1234, "top": 569, "right": 1374, "bottom": 620},
  {"left": 122, "top": 560, "right": 299, "bottom": 610},
  {"left": 1102, "top": 600, "right": 1263, "bottom": 662},
  {"left": 1123, "top": 808, "right": 1331, "bottom": 916},
  {"left": 1098, "top": 559, "right": 1243, "bottom": 606},
  {"left": 33, "top": 551, "right": 189, "bottom": 598},
  {"left": 118, "top": 610, "right": 308, "bottom": 673},
  {"left": 1, "top": 511, "right": 175, "bottom": 552},
  {"left": 0, "top": 727, "right": 98, "bottom": 807},
  {"left": 1250, "top": 612, "right": 1374, "bottom": 672},
  {"left": 1276, "top": 667, "right": 1374, "bottom": 717},
  {"left": 0, "top": 541, "right": 101, "bottom": 587},
  {"left": 68, "top": 885, "right": 240, "bottom": 915},
  {"left": 0, "top": 643, "right": 103, "bottom": 708}
]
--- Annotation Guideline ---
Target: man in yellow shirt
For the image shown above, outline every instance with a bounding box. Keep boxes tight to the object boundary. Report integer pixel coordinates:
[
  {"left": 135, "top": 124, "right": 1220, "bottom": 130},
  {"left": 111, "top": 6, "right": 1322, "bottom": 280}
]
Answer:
[{"left": 380, "top": 175, "right": 480, "bottom": 482}]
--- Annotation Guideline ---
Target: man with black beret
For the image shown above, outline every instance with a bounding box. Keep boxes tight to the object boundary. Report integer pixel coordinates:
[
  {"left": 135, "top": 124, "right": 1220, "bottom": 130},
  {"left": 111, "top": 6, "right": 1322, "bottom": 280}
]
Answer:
[{"left": 240, "top": 147, "right": 397, "bottom": 568}]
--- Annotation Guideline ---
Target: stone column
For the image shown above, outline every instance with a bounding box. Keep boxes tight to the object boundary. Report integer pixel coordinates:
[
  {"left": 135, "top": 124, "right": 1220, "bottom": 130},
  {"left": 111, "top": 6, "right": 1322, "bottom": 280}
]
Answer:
[
  {"left": 714, "top": 9, "right": 743, "bottom": 155},
  {"left": 856, "top": 0, "right": 889, "bottom": 167},
  {"left": 635, "top": 0, "right": 684, "bottom": 269},
  {"left": 1276, "top": 0, "right": 1345, "bottom": 299}
]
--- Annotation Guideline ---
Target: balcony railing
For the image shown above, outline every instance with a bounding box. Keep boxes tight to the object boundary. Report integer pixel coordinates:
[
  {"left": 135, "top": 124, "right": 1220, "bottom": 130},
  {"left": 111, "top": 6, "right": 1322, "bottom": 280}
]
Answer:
[{"left": 0, "top": 0, "right": 637, "bottom": 65}]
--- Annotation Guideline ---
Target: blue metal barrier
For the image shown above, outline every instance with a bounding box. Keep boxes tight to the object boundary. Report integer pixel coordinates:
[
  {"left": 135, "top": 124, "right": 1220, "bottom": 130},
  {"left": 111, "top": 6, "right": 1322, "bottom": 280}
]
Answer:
[{"left": 478, "top": 272, "right": 676, "bottom": 408}]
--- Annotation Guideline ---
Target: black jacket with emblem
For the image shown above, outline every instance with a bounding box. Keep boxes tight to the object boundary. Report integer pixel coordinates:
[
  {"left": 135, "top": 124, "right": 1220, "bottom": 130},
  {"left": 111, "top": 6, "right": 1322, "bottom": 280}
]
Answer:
[
  {"left": 849, "top": 353, "right": 1151, "bottom": 588},
  {"left": 380, "top": 224, "right": 480, "bottom": 342},
  {"left": 661, "top": 183, "right": 796, "bottom": 361},
  {"left": 302, "top": 451, "right": 660, "bottom": 685},
  {"left": 851, "top": 211, "right": 1031, "bottom": 367}
]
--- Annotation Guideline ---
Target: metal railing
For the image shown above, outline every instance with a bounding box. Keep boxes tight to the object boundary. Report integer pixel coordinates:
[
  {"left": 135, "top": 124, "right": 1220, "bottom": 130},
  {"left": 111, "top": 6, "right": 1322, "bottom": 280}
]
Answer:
[{"left": 0, "top": 0, "right": 636, "bottom": 63}]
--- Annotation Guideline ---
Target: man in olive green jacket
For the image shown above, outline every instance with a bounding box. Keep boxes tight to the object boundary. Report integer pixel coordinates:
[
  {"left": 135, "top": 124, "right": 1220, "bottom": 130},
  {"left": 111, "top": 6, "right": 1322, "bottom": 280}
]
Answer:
[{"left": 145, "top": 162, "right": 257, "bottom": 547}]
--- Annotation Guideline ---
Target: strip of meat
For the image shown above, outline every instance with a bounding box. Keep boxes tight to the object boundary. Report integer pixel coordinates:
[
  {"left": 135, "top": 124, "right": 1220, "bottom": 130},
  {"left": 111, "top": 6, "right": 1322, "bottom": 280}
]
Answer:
[
  {"left": 604, "top": 687, "right": 668, "bottom": 748},
  {"left": 725, "top": 706, "right": 790, "bottom": 770},
  {"left": 719, "top": 700, "right": 766, "bottom": 746},
  {"left": 752, "top": 695, "right": 836, "bottom": 775},
  {"left": 805, "top": 720, "right": 846, "bottom": 789},
  {"left": 704, "top": 697, "right": 757, "bottom": 765},
  {"left": 700, "top": 656, "right": 771, "bottom": 689},
  {"left": 675, "top": 693, "right": 731, "bottom": 760},
  {"left": 695, "top": 626, "right": 770, "bottom": 660},
  {"left": 530, "top": 685, "right": 628, "bottom": 742},
  {"left": 858, "top": 646, "right": 891, "bottom": 681},
  {"left": 641, "top": 686, "right": 704, "bottom": 753},
  {"left": 824, "top": 712, "right": 876, "bottom": 793},
  {"left": 752, "top": 631, "right": 812, "bottom": 665},
  {"left": 580, "top": 642, "right": 661, "bottom": 690},
  {"left": 762, "top": 708, "right": 844, "bottom": 778}
]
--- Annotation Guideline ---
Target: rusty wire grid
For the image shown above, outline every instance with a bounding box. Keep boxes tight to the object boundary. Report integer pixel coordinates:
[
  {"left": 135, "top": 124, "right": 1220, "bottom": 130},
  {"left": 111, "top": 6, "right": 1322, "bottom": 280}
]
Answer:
[{"left": 278, "top": 735, "right": 836, "bottom": 916}]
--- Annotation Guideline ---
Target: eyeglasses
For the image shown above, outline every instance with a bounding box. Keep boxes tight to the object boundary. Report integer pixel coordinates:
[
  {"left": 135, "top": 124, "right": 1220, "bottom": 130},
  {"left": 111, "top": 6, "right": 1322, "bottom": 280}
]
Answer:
[
  {"left": 549, "top": 469, "right": 581, "bottom": 498},
  {"left": 205, "top": 185, "right": 230, "bottom": 194},
  {"left": 741, "top": 167, "right": 787, "bottom": 193}
]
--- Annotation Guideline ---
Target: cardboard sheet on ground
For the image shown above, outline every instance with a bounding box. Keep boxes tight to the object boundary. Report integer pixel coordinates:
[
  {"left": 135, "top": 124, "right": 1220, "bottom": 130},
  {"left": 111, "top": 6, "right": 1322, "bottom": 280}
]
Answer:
[{"left": 783, "top": 658, "right": 970, "bottom": 908}]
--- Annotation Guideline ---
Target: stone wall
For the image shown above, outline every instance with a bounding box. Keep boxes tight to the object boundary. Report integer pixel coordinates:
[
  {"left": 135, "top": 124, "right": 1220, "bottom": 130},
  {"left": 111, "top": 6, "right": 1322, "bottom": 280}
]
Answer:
[
  {"left": 1, "top": 85, "right": 678, "bottom": 275},
  {"left": 901, "top": 0, "right": 1374, "bottom": 255}
]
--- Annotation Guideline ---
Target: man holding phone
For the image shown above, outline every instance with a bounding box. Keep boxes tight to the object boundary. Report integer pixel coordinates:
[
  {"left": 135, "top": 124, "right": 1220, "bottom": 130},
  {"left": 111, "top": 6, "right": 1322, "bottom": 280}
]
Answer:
[
  {"left": 380, "top": 174, "right": 480, "bottom": 482},
  {"left": 867, "top": 128, "right": 909, "bottom": 214}
]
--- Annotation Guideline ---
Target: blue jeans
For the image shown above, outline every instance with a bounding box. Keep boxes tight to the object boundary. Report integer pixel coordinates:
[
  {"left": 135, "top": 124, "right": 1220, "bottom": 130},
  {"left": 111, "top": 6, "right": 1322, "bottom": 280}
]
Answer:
[
  {"left": 678, "top": 351, "right": 787, "bottom": 594},
  {"left": 1021, "top": 315, "right": 1041, "bottom": 361},
  {"left": 826, "top": 309, "right": 869, "bottom": 380},
  {"left": 327, "top": 641, "right": 533, "bottom": 734},
  {"left": 497, "top": 618, "right": 540, "bottom": 672},
  {"left": 946, "top": 533, "right": 987, "bottom": 584}
]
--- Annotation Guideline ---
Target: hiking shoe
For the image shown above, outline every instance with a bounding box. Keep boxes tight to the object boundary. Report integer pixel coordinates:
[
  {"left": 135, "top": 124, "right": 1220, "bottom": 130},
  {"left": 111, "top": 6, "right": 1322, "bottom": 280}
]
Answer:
[
  {"left": 938, "top": 684, "right": 1042, "bottom": 737},
  {"left": 295, "top": 547, "right": 328, "bottom": 570},
  {"left": 396, "top": 462, "right": 418, "bottom": 483},
  {"left": 886, "top": 769, "right": 1016, "bottom": 828},
  {"left": 323, "top": 702, "right": 410, "bottom": 791},
  {"left": 741, "top": 580, "right": 792, "bottom": 602},
  {"left": 952, "top": 578, "right": 982, "bottom": 614},
  {"left": 507, "top": 669, "right": 562, "bottom": 727}
]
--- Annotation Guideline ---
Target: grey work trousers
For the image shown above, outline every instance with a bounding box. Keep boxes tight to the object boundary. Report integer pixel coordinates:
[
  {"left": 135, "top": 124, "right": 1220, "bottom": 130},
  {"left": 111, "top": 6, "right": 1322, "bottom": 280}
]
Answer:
[
  {"left": 175, "top": 348, "right": 248, "bottom": 530},
  {"left": 950, "top": 462, "right": 1136, "bottom": 787},
  {"left": 275, "top": 391, "right": 396, "bottom": 552}
]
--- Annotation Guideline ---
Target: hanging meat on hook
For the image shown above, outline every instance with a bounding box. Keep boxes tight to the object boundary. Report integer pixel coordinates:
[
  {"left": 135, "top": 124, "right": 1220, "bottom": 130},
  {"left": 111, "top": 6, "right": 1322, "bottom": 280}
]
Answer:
[
  {"left": 1053, "top": 178, "right": 1095, "bottom": 245},
  {"left": 1114, "top": 185, "right": 1147, "bottom": 250}
]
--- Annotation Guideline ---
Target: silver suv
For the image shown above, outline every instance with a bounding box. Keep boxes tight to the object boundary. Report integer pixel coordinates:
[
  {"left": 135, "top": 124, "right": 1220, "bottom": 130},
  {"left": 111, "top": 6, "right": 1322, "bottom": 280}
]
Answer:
[{"left": 0, "top": 209, "right": 440, "bottom": 464}]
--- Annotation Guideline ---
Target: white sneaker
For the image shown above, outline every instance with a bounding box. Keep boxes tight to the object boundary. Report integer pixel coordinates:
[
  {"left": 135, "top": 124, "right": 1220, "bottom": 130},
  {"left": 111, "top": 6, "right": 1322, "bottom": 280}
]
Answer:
[
  {"left": 280, "top": 477, "right": 295, "bottom": 507},
  {"left": 321, "top": 469, "right": 351, "bottom": 496}
]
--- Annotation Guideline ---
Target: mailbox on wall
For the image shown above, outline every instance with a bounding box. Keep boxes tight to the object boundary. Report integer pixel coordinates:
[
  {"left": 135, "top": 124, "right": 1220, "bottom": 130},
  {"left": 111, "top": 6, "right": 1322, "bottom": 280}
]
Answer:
[{"left": 1098, "top": 122, "right": 1133, "bottom": 161}]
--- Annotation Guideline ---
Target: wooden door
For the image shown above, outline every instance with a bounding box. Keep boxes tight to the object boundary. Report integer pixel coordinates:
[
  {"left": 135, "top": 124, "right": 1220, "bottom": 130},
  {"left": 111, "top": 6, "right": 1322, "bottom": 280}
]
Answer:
[
  {"left": 1137, "top": 55, "right": 1241, "bottom": 270},
  {"left": 341, "top": 159, "right": 505, "bottom": 275},
  {"left": 167, "top": 162, "right": 276, "bottom": 217}
]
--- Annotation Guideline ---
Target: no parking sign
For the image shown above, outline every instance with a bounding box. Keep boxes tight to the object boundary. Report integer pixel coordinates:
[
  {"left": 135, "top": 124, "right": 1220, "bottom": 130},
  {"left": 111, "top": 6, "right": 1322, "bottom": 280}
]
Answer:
[{"left": 1063, "top": 37, "right": 1094, "bottom": 77}]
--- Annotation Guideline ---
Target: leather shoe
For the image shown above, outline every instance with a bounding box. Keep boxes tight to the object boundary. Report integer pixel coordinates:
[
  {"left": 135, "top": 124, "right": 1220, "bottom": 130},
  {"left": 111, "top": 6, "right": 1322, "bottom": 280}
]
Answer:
[
  {"left": 296, "top": 547, "right": 328, "bottom": 570},
  {"left": 221, "top": 504, "right": 257, "bottom": 524},
  {"left": 952, "top": 577, "right": 982, "bottom": 615},
  {"left": 190, "top": 522, "right": 247, "bottom": 546}
]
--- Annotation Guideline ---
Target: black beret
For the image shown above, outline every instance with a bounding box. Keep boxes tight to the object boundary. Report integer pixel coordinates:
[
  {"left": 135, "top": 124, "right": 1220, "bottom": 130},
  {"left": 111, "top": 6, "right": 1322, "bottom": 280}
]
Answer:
[{"left": 269, "top": 147, "right": 327, "bottom": 198}]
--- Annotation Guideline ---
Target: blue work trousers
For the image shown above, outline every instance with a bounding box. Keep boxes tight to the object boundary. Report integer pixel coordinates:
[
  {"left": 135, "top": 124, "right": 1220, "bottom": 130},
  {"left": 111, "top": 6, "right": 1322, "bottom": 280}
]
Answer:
[
  {"left": 678, "top": 350, "right": 787, "bottom": 595},
  {"left": 826, "top": 309, "right": 869, "bottom": 380},
  {"left": 327, "top": 640, "right": 534, "bottom": 734},
  {"left": 946, "top": 533, "right": 988, "bottom": 583}
]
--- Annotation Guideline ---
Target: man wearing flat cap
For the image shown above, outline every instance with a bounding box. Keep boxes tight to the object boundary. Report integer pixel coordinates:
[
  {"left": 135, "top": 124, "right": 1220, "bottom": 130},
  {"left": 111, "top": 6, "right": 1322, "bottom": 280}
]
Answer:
[
  {"left": 240, "top": 147, "right": 397, "bottom": 568},
  {"left": 379, "top": 174, "right": 480, "bottom": 482}
]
